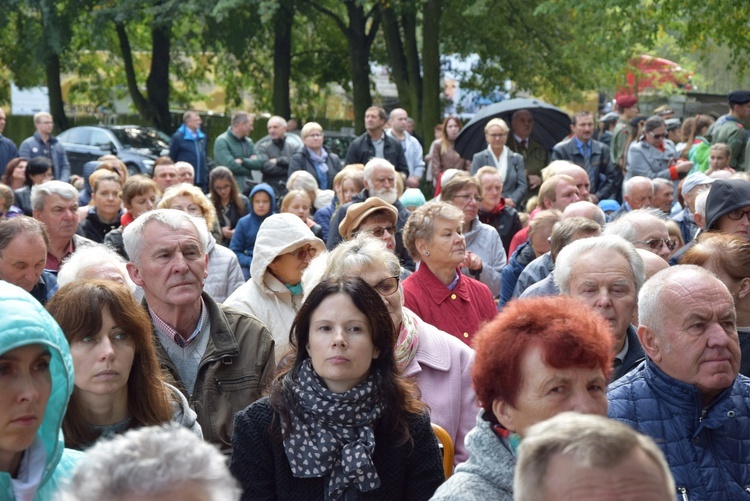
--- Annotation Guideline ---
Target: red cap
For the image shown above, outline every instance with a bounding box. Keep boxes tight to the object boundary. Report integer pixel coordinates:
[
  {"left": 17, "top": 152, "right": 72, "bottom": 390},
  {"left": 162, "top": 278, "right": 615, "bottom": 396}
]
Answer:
[{"left": 616, "top": 95, "right": 638, "bottom": 108}]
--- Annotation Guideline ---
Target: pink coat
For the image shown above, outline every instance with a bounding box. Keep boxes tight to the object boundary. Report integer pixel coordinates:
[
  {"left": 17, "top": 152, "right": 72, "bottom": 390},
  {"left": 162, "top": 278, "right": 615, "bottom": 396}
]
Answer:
[{"left": 403, "top": 308, "right": 477, "bottom": 464}]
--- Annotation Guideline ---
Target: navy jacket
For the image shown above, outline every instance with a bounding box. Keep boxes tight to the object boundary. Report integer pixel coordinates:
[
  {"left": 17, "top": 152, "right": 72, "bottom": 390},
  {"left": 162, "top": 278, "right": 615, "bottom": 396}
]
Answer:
[
  {"left": 19, "top": 132, "right": 70, "bottom": 182},
  {"left": 551, "top": 137, "right": 617, "bottom": 200},
  {"left": 0, "top": 135, "right": 18, "bottom": 177},
  {"left": 169, "top": 124, "right": 208, "bottom": 186}
]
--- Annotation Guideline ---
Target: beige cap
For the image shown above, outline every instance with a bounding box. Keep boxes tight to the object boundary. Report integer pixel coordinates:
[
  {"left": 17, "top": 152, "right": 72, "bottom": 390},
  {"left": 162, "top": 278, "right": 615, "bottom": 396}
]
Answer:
[{"left": 338, "top": 197, "right": 398, "bottom": 240}]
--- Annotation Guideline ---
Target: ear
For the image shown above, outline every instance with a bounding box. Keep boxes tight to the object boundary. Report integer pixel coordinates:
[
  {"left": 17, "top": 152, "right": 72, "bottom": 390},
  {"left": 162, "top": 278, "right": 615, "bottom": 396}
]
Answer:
[
  {"left": 492, "top": 399, "right": 516, "bottom": 433},
  {"left": 638, "top": 325, "right": 663, "bottom": 363},
  {"left": 372, "top": 347, "right": 380, "bottom": 360},
  {"left": 570, "top": 123, "right": 576, "bottom": 134},
  {"left": 415, "top": 237, "right": 428, "bottom": 257},
  {"left": 203, "top": 250, "right": 209, "bottom": 277},
  {"left": 693, "top": 213, "right": 705, "bottom": 230},
  {"left": 738, "top": 277, "right": 750, "bottom": 300},
  {"left": 126, "top": 262, "right": 146, "bottom": 287}
]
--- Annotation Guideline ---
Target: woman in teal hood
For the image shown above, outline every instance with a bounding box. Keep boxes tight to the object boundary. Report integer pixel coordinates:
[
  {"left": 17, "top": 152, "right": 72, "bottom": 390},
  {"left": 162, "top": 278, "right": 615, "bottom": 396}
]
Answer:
[{"left": 0, "top": 281, "right": 82, "bottom": 500}]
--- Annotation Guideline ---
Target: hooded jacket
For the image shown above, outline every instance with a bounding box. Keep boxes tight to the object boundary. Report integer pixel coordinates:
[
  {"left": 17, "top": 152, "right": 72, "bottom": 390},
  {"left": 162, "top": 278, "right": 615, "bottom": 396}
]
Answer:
[
  {"left": 705, "top": 179, "right": 750, "bottom": 231},
  {"left": 203, "top": 236, "right": 245, "bottom": 303},
  {"left": 168, "top": 124, "right": 208, "bottom": 186},
  {"left": 225, "top": 213, "right": 325, "bottom": 359},
  {"left": 229, "top": 183, "right": 276, "bottom": 279},
  {"left": 0, "top": 282, "right": 83, "bottom": 500}
]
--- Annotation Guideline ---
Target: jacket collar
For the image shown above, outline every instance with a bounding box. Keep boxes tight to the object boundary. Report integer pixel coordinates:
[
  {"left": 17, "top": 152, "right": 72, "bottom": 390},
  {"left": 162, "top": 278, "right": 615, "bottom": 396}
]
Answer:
[
  {"left": 401, "top": 309, "right": 452, "bottom": 377},
  {"left": 417, "top": 264, "right": 473, "bottom": 305}
]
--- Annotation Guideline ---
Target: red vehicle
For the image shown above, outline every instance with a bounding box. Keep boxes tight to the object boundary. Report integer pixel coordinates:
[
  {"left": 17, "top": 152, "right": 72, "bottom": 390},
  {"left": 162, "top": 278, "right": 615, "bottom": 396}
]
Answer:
[{"left": 616, "top": 55, "right": 694, "bottom": 98}]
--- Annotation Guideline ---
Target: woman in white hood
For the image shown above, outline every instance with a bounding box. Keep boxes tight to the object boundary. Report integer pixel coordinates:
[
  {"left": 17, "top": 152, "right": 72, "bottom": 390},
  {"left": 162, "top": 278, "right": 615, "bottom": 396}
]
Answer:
[{"left": 225, "top": 213, "right": 325, "bottom": 360}]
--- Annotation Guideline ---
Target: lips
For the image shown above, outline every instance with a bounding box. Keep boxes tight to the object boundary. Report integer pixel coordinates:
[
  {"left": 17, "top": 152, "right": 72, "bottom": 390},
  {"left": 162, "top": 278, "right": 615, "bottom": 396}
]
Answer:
[
  {"left": 95, "top": 370, "right": 119, "bottom": 379},
  {"left": 11, "top": 415, "right": 38, "bottom": 426},
  {"left": 327, "top": 356, "right": 350, "bottom": 364}
]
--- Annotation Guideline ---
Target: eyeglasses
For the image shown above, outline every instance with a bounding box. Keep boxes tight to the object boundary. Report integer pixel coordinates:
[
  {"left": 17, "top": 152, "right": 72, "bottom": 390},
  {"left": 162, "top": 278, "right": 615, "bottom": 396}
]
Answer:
[
  {"left": 371, "top": 276, "right": 400, "bottom": 297},
  {"left": 649, "top": 132, "right": 666, "bottom": 140},
  {"left": 488, "top": 133, "right": 507, "bottom": 139},
  {"left": 635, "top": 238, "right": 676, "bottom": 251},
  {"left": 361, "top": 225, "right": 397, "bottom": 238},
  {"left": 453, "top": 194, "right": 483, "bottom": 203},
  {"left": 293, "top": 245, "right": 318, "bottom": 261},
  {"left": 726, "top": 208, "right": 750, "bottom": 221}
]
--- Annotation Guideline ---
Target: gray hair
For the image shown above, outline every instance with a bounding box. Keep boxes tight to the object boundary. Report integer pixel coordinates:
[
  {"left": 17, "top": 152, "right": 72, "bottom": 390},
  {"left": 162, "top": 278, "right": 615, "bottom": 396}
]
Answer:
[
  {"left": 549, "top": 217, "right": 602, "bottom": 262},
  {"left": 287, "top": 170, "right": 319, "bottom": 193},
  {"left": 561, "top": 201, "right": 606, "bottom": 226},
  {"left": 515, "top": 412, "right": 674, "bottom": 500},
  {"left": 123, "top": 209, "right": 210, "bottom": 267},
  {"left": 0, "top": 217, "right": 49, "bottom": 254},
  {"left": 30, "top": 180, "right": 78, "bottom": 212},
  {"left": 231, "top": 111, "right": 251, "bottom": 126},
  {"left": 363, "top": 158, "right": 396, "bottom": 184},
  {"left": 555, "top": 235, "right": 644, "bottom": 295},
  {"left": 58, "top": 244, "right": 135, "bottom": 293},
  {"left": 268, "top": 115, "right": 287, "bottom": 128},
  {"left": 56, "top": 425, "right": 240, "bottom": 501},
  {"left": 638, "top": 264, "right": 730, "bottom": 335},
  {"left": 402, "top": 201, "right": 464, "bottom": 260},
  {"left": 604, "top": 208, "right": 666, "bottom": 243},
  {"left": 651, "top": 177, "right": 672, "bottom": 192},
  {"left": 694, "top": 189, "right": 709, "bottom": 218},
  {"left": 175, "top": 161, "right": 194, "bottom": 175},
  {"left": 623, "top": 176, "right": 654, "bottom": 198}
]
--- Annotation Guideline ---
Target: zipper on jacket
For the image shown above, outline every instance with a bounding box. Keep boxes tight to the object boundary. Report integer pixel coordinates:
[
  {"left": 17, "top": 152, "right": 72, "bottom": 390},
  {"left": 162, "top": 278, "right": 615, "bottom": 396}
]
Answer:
[
  {"left": 698, "top": 408, "right": 707, "bottom": 422},
  {"left": 215, "top": 374, "right": 256, "bottom": 394},
  {"left": 745, "top": 485, "right": 750, "bottom": 494},
  {"left": 677, "top": 487, "right": 689, "bottom": 500}
]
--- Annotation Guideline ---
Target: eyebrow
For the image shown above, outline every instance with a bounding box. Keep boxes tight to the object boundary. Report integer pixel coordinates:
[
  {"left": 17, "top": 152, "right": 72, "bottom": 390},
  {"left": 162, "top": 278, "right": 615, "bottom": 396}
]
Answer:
[{"left": 0, "top": 348, "right": 52, "bottom": 361}]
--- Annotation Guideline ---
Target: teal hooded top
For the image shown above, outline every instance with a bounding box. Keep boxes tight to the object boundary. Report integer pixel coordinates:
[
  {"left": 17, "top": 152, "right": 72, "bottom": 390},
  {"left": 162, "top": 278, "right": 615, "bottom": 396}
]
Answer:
[{"left": 0, "top": 281, "right": 83, "bottom": 500}]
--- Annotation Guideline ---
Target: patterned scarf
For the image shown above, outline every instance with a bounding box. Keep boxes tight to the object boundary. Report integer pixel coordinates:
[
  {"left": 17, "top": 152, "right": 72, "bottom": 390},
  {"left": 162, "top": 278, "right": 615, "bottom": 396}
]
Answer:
[
  {"left": 395, "top": 309, "right": 420, "bottom": 372},
  {"left": 283, "top": 359, "right": 384, "bottom": 500}
]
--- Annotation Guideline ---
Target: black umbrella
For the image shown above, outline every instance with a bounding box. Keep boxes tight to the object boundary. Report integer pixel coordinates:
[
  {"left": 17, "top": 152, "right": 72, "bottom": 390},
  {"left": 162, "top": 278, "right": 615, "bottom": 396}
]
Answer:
[{"left": 454, "top": 98, "right": 571, "bottom": 160}]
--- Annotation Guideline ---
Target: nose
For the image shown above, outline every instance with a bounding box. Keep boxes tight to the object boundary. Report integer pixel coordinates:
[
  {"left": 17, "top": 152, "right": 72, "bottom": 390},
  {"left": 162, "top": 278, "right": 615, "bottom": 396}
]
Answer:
[
  {"left": 99, "top": 337, "right": 116, "bottom": 361},
  {"left": 569, "top": 389, "right": 603, "bottom": 415},
  {"left": 16, "top": 375, "right": 41, "bottom": 403},
  {"left": 332, "top": 328, "right": 347, "bottom": 347},
  {"left": 593, "top": 290, "right": 612, "bottom": 309},
  {"left": 706, "top": 322, "right": 733, "bottom": 349}
]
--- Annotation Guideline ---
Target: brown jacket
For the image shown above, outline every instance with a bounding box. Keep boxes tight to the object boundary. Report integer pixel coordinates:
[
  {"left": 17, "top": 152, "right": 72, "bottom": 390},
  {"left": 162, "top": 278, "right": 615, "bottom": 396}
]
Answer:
[{"left": 149, "top": 292, "right": 276, "bottom": 453}]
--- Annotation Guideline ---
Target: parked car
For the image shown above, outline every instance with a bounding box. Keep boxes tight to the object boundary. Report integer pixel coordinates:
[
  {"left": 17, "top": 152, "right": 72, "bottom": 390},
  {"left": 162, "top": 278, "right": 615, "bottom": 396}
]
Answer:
[{"left": 57, "top": 125, "right": 170, "bottom": 177}]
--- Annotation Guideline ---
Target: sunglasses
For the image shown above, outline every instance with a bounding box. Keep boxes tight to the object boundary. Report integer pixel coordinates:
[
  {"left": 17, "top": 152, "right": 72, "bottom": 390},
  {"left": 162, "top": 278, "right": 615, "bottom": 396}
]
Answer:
[
  {"left": 371, "top": 276, "right": 400, "bottom": 296},
  {"left": 635, "top": 238, "right": 676, "bottom": 251},
  {"left": 362, "top": 225, "right": 397, "bottom": 238},
  {"left": 649, "top": 132, "right": 666, "bottom": 140},
  {"left": 293, "top": 245, "right": 318, "bottom": 261}
]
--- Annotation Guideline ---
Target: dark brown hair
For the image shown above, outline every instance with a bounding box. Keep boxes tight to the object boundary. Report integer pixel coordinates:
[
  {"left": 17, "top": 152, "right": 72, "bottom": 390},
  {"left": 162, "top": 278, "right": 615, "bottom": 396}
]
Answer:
[
  {"left": 46, "top": 280, "right": 173, "bottom": 449},
  {"left": 209, "top": 166, "right": 246, "bottom": 218}
]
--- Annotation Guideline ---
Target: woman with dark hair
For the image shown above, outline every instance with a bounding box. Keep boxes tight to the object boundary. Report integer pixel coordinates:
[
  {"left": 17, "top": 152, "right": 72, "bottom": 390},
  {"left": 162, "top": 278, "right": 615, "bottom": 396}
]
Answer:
[
  {"left": 46, "top": 280, "right": 201, "bottom": 449},
  {"left": 431, "top": 296, "right": 613, "bottom": 500},
  {"left": 428, "top": 116, "right": 471, "bottom": 195},
  {"left": 209, "top": 166, "right": 249, "bottom": 246},
  {"left": 626, "top": 115, "right": 693, "bottom": 182},
  {"left": 77, "top": 172, "right": 124, "bottom": 243},
  {"left": 1, "top": 157, "right": 28, "bottom": 191},
  {"left": 230, "top": 277, "right": 444, "bottom": 500},
  {"left": 13, "top": 157, "right": 53, "bottom": 216}
]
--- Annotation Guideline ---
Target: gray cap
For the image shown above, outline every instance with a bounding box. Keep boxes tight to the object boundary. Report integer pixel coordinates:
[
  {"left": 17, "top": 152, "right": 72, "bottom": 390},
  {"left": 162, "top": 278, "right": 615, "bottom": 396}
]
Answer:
[
  {"left": 601, "top": 111, "right": 620, "bottom": 123},
  {"left": 681, "top": 172, "right": 714, "bottom": 196},
  {"left": 665, "top": 118, "right": 681, "bottom": 131}
]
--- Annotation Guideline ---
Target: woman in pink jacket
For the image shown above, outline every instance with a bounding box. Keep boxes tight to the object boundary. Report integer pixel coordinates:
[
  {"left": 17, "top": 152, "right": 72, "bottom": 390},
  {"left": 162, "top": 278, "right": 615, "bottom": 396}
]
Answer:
[{"left": 305, "top": 233, "right": 477, "bottom": 465}]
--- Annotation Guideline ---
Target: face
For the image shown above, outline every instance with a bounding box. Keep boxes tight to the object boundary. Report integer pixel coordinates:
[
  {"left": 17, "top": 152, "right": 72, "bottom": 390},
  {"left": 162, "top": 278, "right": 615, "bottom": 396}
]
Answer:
[
  {"left": 733, "top": 102, "right": 750, "bottom": 121},
  {"left": 542, "top": 448, "right": 671, "bottom": 501},
  {"left": 562, "top": 169, "right": 591, "bottom": 202},
  {"left": 306, "top": 293, "right": 380, "bottom": 393},
  {"left": 127, "top": 190, "right": 157, "bottom": 219},
  {"left": 33, "top": 194, "right": 78, "bottom": 240},
  {"left": 364, "top": 110, "right": 385, "bottom": 133},
  {"left": 30, "top": 168, "right": 54, "bottom": 185},
  {"left": 623, "top": 104, "right": 639, "bottom": 120},
  {"left": 268, "top": 244, "right": 316, "bottom": 285},
  {"left": 178, "top": 167, "right": 194, "bottom": 184},
  {"left": 419, "top": 218, "right": 466, "bottom": 267},
  {"left": 185, "top": 113, "right": 202, "bottom": 131},
  {"left": 529, "top": 224, "right": 553, "bottom": 257},
  {"left": 485, "top": 125, "right": 508, "bottom": 151},
  {"left": 267, "top": 119, "right": 285, "bottom": 140},
  {"left": 127, "top": 222, "right": 208, "bottom": 312},
  {"left": 35, "top": 115, "right": 54, "bottom": 136},
  {"left": 645, "top": 126, "right": 667, "bottom": 148},
  {"left": 633, "top": 217, "right": 671, "bottom": 259},
  {"left": 512, "top": 111, "right": 534, "bottom": 138},
  {"left": 170, "top": 195, "right": 205, "bottom": 219},
  {"left": 479, "top": 173, "right": 503, "bottom": 209},
  {"left": 285, "top": 195, "right": 310, "bottom": 221},
  {"left": 0, "top": 235, "right": 47, "bottom": 292},
  {"left": 341, "top": 179, "right": 359, "bottom": 204},
  {"left": 451, "top": 185, "right": 481, "bottom": 223},
  {"left": 93, "top": 180, "right": 122, "bottom": 217},
  {"left": 366, "top": 166, "right": 397, "bottom": 204},
  {"left": 495, "top": 345, "right": 607, "bottom": 436},
  {"left": 445, "top": 119, "right": 460, "bottom": 140},
  {"left": 303, "top": 129, "right": 324, "bottom": 150},
  {"left": 645, "top": 275, "right": 740, "bottom": 404},
  {"left": 12, "top": 162, "right": 27, "bottom": 182},
  {"left": 153, "top": 165, "right": 179, "bottom": 192},
  {"left": 355, "top": 265, "right": 403, "bottom": 331},
  {"left": 0, "top": 344, "right": 51, "bottom": 472},
  {"left": 213, "top": 179, "right": 232, "bottom": 203},
  {"left": 625, "top": 183, "right": 653, "bottom": 210},
  {"left": 390, "top": 110, "right": 408, "bottom": 133},
  {"left": 569, "top": 251, "right": 637, "bottom": 342},
  {"left": 357, "top": 216, "right": 397, "bottom": 251},
  {"left": 715, "top": 205, "right": 750, "bottom": 239},
  {"left": 0, "top": 109, "right": 5, "bottom": 134},
  {"left": 549, "top": 181, "right": 581, "bottom": 211},
  {"left": 573, "top": 115, "right": 594, "bottom": 141},
  {"left": 70, "top": 308, "right": 135, "bottom": 400},
  {"left": 709, "top": 150, "right": 730, "bottom": 171},
  {"left": 651, "top": 184, "right": 674, "bottom": 213},
  {"left": 668, "top": 127, "right": 682, "bottom": 144},
  {"left": 252, "top": 191, "right": 272, "bottom": 217}
]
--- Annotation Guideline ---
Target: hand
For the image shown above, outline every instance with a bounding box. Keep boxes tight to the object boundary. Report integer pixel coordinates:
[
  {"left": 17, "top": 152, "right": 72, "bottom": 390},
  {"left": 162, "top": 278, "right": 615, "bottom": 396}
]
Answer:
[
  {"left": 270, "top": 158, "right": 277, "bottom": 165},
  {"left": 506, "top": 199, "right": 516, "bottom": 208},
  {"left": 461, "top": 250, "right": 482, "bottom": 271},
  {"left": 221, "top": 226, "right": 234, "bottom": 240},
  {"left": 528, "top": 175, "right": 542, "bottom": 189},
  {"left": 589, "top": 193, "right": 599, "bottom": 204},
  {"left": 675, "top": 160, "right": 693, "bottom": 174},
  {"left": 406, "top": 175, "right": 421, "bottom": 188},
  {"left": 235, "top": 158, "right": 242, "bottom": 164}
]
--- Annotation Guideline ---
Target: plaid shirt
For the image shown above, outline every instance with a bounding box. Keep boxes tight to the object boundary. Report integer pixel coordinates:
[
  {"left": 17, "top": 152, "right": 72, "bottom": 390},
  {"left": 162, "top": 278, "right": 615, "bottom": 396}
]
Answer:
[{"left": 149, "top": 297, "right": 208, "bottom": 348}]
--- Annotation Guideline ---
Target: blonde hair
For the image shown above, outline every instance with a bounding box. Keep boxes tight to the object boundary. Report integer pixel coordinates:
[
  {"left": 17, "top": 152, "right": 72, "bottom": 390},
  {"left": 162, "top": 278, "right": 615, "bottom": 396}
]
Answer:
[
  {"left": 281, "top": 190, "right": 311, "bottom": 213},
  {"left": 157, "top": 183, "right": 217, "bottom": 230}
]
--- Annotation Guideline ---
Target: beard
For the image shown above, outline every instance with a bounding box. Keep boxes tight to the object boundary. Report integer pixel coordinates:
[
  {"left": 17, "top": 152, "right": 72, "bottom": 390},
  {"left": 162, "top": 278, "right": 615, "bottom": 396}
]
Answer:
[{"left": 371, "top": 186, "right": 398, "bottom": 204}]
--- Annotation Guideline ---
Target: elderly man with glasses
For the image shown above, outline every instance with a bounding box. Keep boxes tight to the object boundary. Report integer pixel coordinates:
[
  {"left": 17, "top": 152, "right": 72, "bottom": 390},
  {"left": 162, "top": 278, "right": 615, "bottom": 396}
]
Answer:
[{"left": 605, "top": 208, "right": 675, "bottom": 261}]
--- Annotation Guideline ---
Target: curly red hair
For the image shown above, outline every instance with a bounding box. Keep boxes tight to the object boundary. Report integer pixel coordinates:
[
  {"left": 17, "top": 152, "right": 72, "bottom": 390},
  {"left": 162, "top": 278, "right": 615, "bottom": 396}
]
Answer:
[{"left": 472, "top": 296, "right": 614, "bottom": 418}]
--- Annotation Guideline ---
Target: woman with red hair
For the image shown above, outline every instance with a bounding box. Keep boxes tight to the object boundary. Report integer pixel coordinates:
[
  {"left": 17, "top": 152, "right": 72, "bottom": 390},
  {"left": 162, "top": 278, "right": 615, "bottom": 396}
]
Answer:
[{"left": 431, "top": 295, "right": 614, "bottom": 500}]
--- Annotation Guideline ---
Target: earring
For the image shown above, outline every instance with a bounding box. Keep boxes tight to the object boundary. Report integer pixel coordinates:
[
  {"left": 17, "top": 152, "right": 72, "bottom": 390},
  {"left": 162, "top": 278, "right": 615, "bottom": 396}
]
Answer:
[{"left": 424, "top": 251, "right": 430, "bottom": 256}]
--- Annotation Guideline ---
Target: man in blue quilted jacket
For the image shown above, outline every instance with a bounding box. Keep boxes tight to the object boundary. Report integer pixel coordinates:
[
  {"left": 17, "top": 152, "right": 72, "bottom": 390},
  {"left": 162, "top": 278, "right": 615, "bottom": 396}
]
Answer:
[{"left": 608, "top": 265, "right": 750, "bottom": 500}]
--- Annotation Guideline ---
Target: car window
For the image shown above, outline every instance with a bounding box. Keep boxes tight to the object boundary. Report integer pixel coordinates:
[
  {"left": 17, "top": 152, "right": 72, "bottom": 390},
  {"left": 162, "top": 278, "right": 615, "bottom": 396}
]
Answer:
[
  {"left": 90, "top": 129, "right": 114, "bottom": 149},
  {"left": 63, "top": 128, "right": 91, "bottom": 145},
  {"left": 110, "top": 127, "right": 169, "bottom": 153}
]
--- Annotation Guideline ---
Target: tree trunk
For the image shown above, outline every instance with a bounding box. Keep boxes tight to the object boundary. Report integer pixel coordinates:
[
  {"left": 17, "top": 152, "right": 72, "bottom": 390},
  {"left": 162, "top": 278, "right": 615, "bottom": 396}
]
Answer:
[
  {"left": 45, "top": 52, "right": 69, "bottom": 131},
  {"left": 379, "top": 2, "right": 411, "bottom": 112},
  {"left": 402, "top": 7, "right": 422, "bottom": 127},
  {"left": 147, "top": 23, "right": 173, "bottom": 133},
  {"left": 346, "top": 0, "right": 378, "bottom": 135},
  {"left": 272, "top": 1, "right": 294, "bottom": 119},
  {"left": 421, "top": 0, "right": 442, "bottom": 140},
  {"left": 115, "top": 22, "right": 151, "bottom": 120}
]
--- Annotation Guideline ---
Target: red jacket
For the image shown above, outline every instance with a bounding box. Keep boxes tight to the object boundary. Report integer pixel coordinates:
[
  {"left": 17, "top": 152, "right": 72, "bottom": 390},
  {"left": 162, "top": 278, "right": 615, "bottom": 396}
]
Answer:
[{"left": 402, "top": 264, "right": 496, "bottom": 347}]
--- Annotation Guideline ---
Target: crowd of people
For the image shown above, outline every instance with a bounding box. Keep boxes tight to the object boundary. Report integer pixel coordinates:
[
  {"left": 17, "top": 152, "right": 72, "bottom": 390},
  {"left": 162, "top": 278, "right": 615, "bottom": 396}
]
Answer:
[{"left": 0, "top": 90, "right": 750, "bottom": 499}]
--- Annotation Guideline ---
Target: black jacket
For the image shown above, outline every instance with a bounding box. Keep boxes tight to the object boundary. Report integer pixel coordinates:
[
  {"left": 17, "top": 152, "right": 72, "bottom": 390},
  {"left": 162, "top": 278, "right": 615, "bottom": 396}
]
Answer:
[
  {"left": 478, "top": 202, "right": 523, "bottom": 255},
  {"left": 612, "top": 324, "right": 646, "bottom": 382},
  {"left": 344, "top": 133, "right": 409, "bottom": 175},
  {"left": 288, "top": 147, "right": 342, "bottom": 190}
]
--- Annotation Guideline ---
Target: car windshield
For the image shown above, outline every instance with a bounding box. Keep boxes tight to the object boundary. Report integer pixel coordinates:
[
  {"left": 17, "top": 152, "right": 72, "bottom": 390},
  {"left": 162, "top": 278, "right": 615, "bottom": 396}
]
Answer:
[{"left": 110, "top": 127, "right": 169, "bottom": 152}]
